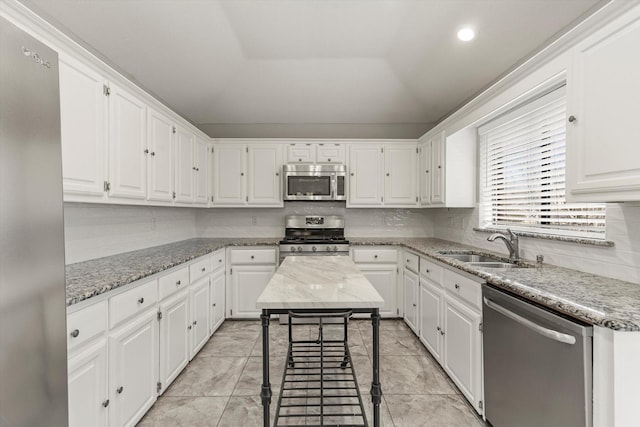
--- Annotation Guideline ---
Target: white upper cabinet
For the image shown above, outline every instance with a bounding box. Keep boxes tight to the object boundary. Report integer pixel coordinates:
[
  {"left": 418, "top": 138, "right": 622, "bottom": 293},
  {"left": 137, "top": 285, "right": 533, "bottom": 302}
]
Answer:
[
  {"left": 194, "top": 138, "right": 209, "bottom": 205},
  {"left": 430, "top": 133, "right": 445, "bottom": 205},
  {"left": 108, "top": 83, "right": 147, "bottom": 200},
  {"left": 349, "top": 143, "right": 418, "bottom": 207},
  {"left": 384, "top": 144, "right": 418, "bottom": 206},
  {"left": 212, "top": 143, "right": 282, "bottom": 207},
  {"left": 212, "top": 144, "right": 245, "bottom": 205},
  {"left": 287, "top": 143, "right": 315, "bottom": 163},
  {"left": 174, "top": 125, "right": 195, "bottom": 203},
  {"left": 316, "top": 143, "right": 346, "bottom": 163},
  {"left": 566, "top": 4, "right": 640, "bottom": 202},
  {"left": 286, "top": 142, "right": 345, "bottom": 164},
  {"left": 59, "top": 55, "right": 107, "bottom": 199},
  {"left": 247, "top": 144, "right": 283, "bottom": 206},
  {"left": 348, "top": 145, "right": 383, "bottom": 206},
  {"left": 419, "top": 141, "right": 432, "bottom": 205},
  {"left": 146, "top": 108, "right": 174, "bottom": 202}
]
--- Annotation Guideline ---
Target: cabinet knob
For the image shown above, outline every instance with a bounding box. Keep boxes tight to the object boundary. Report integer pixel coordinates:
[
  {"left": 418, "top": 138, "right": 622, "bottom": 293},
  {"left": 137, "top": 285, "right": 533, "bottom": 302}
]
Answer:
[
  {"left": 298, "top": 158, "right": 302, "bottom": 162},
  {"left": 413, "top": 303, "right": 417, "bottom": 307},
  {"left": 70, "top": 329, "right": 79, "bottom": 338},
  {"left": 240, "top": 172, "right": 244, "bottom": 176},
  {"left": 454, "top": 284, "right": 460, "bottom": 290},
  {"left": 116, "top": 386, "right": 124, "bottom": 394},
  {"left": 188, "top": 325, "right": 192, "bottom": 330},
  {"left": 568, "top": 115, "right": 577, "bottom": 123},
  {"left": 438, "top": 165, "right": 441, "bottom": 169},
  {"left": 250, "top": 255, "right": 255, "bottom": 259},
  {"left": 102, "top": 399, "right": 110, "bottom": 408},
  {"left": 213, "top": 303, "right": 216, "bottom": 307},
  {"left": 426, "top": 170, "right": 429, "bottom": 173},
  {"left": 202, "top": 267, "right": 206, "bottom": 272},
  {"left": 193, "top": 320, "right": 197, "bottom": 325},
  {"left": 144, "top": 149, "right": 149, "bottom": 154},
  {"left": 440, "top": 330, "right": 445, "bottom": 336},
  {"left": 219, "top": 259, "right": 223, "bottom": 263},
  {"left": 374, "top": 254, "right": 378, "bottom": 259},
  {"left": 350, "top": 173, "right": 354, "bottom": 176},
  {"left": 276, "top": 172, "right": 279, "bottom": 176},
  {"left": 150, "top": 152, "right": 155, "bottom": 156},
  {"left": 176, "top": 280, "right": 181, "bottom": 286},
  {"left": 436, "top": 326, "right": 441, "bottom": 331},
  {"left": 138, "top": 297, "right": 144, "bottom": 304},
  {"left": 193, "top": 166, "right": 197, "bottom": 171},
  {"left": 425, "top": 269, "right": 430, "bottom": 273},
  {"left": 386, "top": 173, "right": 390, "bottom": 176}
]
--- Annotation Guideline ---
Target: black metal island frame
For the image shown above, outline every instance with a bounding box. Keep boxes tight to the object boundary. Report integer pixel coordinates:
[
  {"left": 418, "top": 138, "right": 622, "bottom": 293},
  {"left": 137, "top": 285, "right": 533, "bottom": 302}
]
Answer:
[{"left": 256, "top": 256, "right": 385, "bottom": 427}]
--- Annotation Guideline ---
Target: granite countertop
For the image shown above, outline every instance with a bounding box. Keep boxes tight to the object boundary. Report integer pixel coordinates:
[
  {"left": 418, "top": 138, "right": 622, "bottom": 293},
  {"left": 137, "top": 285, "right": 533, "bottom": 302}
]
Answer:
[
  {"left": 66, "top": 236, "right": 640, "bottom": 331},
  {"left": 256, "top": 256, "right": 384, "bottom": 310}
]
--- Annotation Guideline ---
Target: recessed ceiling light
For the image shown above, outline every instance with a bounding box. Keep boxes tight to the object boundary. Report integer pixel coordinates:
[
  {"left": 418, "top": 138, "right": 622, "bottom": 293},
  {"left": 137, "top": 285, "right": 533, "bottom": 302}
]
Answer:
[{"left": 457, "top": 28, "right": 475, "bottom": 42}]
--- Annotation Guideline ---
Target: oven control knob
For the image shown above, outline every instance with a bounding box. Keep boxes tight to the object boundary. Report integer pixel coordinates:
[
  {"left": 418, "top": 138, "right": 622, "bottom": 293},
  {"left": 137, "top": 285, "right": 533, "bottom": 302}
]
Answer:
[
  {"left": 333, "top": 246, "right": 338, "bottom": 252},
  {"left": 297, "top": 246, "right": 302, "bottom": 253},
  {"left": 326, "top": 246, "right": 331, "bottom": 252},
  {"left": 290, "top": 246, "right": 295, "bottom": 252},
  {"left": 312, "top": 246, "right": 317, "bottom": 252}
]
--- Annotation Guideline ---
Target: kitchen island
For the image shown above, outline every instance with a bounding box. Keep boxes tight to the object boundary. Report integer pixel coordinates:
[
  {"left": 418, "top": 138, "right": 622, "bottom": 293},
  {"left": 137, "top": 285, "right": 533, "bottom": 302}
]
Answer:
[{"left": 256, "top": 256, "right": 385, "bottom": 427}]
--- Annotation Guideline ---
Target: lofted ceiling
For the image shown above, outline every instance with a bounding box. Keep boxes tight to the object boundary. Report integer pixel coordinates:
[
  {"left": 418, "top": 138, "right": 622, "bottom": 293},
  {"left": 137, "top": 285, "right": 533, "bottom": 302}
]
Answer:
[{"left": 26, "top": 0, "right": 604, "bottom": 138}]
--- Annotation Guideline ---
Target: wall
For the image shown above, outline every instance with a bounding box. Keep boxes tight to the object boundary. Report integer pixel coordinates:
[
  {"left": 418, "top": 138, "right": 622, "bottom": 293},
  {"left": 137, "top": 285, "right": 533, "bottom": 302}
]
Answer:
[
  {"left": 63, "top": 203, "right": 198, "bottom": 264},
  {"left": 196, "top": 202, "right": 433, "bottom": 239},
  {"left": 431, "top": 203, "right": 640, "bottom": 284}
]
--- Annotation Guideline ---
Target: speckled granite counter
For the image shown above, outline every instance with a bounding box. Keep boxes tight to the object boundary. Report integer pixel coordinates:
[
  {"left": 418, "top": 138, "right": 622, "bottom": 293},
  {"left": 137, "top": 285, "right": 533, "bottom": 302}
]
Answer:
[
  {"left": 65, "top": 238, "right": 280, "bottom": 306},
  {"left": 350, "top": 238, "right": 640, "bottom": 331},
  {"left": 66, "top": 236, "right": 640, "bottom": 331}
]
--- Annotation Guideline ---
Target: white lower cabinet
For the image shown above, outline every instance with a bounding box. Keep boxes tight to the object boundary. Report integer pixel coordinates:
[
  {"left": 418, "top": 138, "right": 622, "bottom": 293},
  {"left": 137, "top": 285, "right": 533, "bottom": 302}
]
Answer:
[
  {"left": 108, "top": 308, "right": 158, "bottom": 427},
  {"left": 419, "top": 279, "right": 444, "bottom": 364},
  {"left": 230, "top": 264, "right": 276, "bottom": 318},
  {"left": 68, "top": 338, "right": 109, "bottom": 427},
  {"left": 403, "top": 268, "right": 419, "bottom": 333},
  {"left": 189, "top": 277, "right": 210, "bottom": 359},
  {"left": 158, "top": 289, "right": 189, "bottom": 394},
  {"left": 442, "top": 296, "right": 483, "bottom": 412},
  {"left": 210, "top": 267, "right": 226, "bottom": 333},
  {"left": 352, "top": 246, "right": 399, "bottom": 318}
]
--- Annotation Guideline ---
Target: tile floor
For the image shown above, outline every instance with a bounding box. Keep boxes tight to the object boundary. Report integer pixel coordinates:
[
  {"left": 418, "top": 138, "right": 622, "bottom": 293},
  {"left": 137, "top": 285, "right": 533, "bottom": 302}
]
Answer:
[{"left": 138, "top": 318, "right": 487, "bottom": 426}]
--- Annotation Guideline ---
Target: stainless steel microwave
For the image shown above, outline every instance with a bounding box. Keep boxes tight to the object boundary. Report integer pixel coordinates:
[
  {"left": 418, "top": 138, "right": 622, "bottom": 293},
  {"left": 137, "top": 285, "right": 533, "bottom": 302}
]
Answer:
[{"left": 283, "top": 164, "right": 346, "bottom": 201}]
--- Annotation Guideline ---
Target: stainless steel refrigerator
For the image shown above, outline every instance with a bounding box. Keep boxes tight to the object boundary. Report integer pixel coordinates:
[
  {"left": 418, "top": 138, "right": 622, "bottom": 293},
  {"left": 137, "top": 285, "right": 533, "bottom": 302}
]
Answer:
[{"left": 0, "top": 16, "right": 68, "bottom": 427}]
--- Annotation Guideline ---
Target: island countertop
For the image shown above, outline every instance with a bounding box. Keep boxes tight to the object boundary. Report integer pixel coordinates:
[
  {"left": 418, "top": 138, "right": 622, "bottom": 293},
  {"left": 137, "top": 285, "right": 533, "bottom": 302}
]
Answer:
[{"left": 256, "top": 256, "right": 384, "bottom": 310}]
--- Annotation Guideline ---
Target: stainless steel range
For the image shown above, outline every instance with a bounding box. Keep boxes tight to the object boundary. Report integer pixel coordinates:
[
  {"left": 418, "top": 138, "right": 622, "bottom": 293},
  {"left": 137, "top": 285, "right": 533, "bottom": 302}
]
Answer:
[{"left": 278, "top": 215, "right": 350, "bottom": 262}]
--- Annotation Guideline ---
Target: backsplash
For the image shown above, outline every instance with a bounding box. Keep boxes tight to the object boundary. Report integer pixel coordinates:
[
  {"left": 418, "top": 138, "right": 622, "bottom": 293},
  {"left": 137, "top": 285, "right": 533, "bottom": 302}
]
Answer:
[
  {"left": 196, "top": 202, "right": 434, "bottom": 238},
  {"left": 64, "top": 203, "right": 197, "bottom": 264},
  {"left": 431, "top": 203, "right": 640, "bottom": 284}
]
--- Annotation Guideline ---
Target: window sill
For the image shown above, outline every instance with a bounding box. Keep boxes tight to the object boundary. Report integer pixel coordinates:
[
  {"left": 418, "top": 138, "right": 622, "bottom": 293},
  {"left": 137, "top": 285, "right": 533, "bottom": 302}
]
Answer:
[{"left": 472, "top": 227, "right": 615, "bottom": 248}]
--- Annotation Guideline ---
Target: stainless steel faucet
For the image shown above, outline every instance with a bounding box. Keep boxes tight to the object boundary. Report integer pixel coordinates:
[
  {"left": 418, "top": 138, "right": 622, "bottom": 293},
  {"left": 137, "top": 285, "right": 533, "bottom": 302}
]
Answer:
[{"left": 487, "top": 229, "right": 520, "bottom": 261}]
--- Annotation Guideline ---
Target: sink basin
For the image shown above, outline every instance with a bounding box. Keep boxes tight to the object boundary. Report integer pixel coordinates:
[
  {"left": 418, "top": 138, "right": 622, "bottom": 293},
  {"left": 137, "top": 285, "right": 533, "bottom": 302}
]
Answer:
[
  {"left": 467, "top": 262, "right": 522, "bottom": 269},
  {"left": 444, "top": 254, "right": 502, "bottom": 263}
]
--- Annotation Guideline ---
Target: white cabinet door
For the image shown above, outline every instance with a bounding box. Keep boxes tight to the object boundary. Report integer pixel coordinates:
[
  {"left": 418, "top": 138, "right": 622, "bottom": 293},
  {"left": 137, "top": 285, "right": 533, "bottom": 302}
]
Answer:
[
  {"left": 419, "top": 142, "right": 432, "bottom": 205},
  {"left": 174, "top": 125, "right": 195, "bottom": 203},
  {"left": 68, "top": 338, "right": 108, "bottom": 427},
  {"left": 59, "top": 55, "right": 107, "bottom": 198},
  {"left": 357, "top": 264, "right": 397, "bottom": 318},
  {"left": 108, "top": 83, "right": 147, "bottom": 200},
  {"left": 287, "top": 143, "right": 315, "bottom": 163},
  {"left": 419, "top": 280, "right": 444, "bottom": 364},
  {"left": 348, "top": 145, "right": 383, "bottom": 206},
  {"left": 403, "top": 268, "right": 419, "bottom": 333},
  {"left": 210, "top": 268, "right": 226, "bottom": 333},
  {"left": 316, "top": 143, "right": 345, "bottom": 163},
  {"left": 385, "top": 144, "right": 418, "bottom": 206},
  {"left": 430, "top": 133, "right": 445, "bottom": 205},
  {"left": 189, "top": 277, "right": 210, "bottom": 359},
  {"left": 146, "top": 108, "right": 174, "bottom": 202},
  {"left": 566, "top": 5, "right": 640, "bottom": 202},
  {"left": 212, "top": 144, "right": 245, "bottom": 205},
  {"left": 194, "top": 138, "right": 209, "bottom": 205},
  {"left": 247, "top": 144, "right": 283, "bottom": 206},
  {"left": 443, "top": 296, "right": 482, "bottom": 412},
  {"left": 109, "top": 309, "right": 157, "bottom": 427},
  {"left": 158, "top": 290, "right": 189, "bottom": 394},
  {"left": 230, "top": 265, "right": 276, "bottom": 318}
]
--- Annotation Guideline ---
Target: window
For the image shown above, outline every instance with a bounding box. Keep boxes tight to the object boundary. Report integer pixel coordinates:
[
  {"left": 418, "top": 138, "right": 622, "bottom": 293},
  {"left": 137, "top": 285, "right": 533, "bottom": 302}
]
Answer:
[{"left": 478, "top": 86, "right": 606, "bottom": 239}]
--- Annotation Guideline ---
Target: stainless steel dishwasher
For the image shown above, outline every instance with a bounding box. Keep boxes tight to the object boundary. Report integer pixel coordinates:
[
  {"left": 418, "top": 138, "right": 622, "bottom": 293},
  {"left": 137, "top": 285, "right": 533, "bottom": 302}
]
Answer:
[{"left": 482, "top": 284, "right": 593, "bottom": 427}]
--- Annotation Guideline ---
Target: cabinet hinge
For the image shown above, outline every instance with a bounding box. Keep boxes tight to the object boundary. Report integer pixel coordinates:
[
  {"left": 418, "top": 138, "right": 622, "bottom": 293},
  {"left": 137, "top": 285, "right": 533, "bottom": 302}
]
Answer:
[
  {"left": 381, "top": 147, "right": 384, "bottom": 153},
  {"left": 397, "top": 267, "right": 399, "bottom": 274},
  {"left": 172, "top": 126, "right": 176, "bottom": 134},
  {"left": 245, "top": 196, "right": 248, "bottom": 202},
  {"left": 211, "top": 196, "right": 214, "bottom": 202},
  {"left": 479, "top": 400, "right": 483, "bottom": 410},
  {"left": 230, "top": 309, "right": 233, "bottom": 316},
  {"left": 157, "top": 382, "right": 162, "bottom": 393},
  {"left": 479, "top": 322, "right": 483, "bottom": 333},
  {"left": 172, "top": 192, "right": 176, "bottom": 199},
  {"left": 246, "top": 147, "right": 249, "bottom": 153},
  {"left": 396, "top": 308, "right": 399, "bottom": 315},
  {"left": 157, "top": 310, "right": 163, "bottom": 321},
  {"left": 416, "top": 196, "right": 418, "bottom": 202},
  {"left": 103, "top": 84, "right": 110, "bottom": 96},
  {"left": 416, "top": 147, "right": 419, "bottom": 154},
  {"left": 381, "top": 197, "right": 383, "bottom": 203},
  {"left": 103, "top": 181, "right": 110, "bottom": 192},
  {"left": 230, "top": 268, "right": 232, "bottom": 275}
]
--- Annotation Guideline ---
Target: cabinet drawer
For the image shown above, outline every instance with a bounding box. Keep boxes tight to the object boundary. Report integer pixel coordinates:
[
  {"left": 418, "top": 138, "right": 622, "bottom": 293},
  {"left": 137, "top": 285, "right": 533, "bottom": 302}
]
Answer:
[
  {"left": 67, "top": 300, "right": 107, "bottom": 351},
  {"left": 420, "top": 257, "right": 443, "bottom": 285},
  {"left": 210, "top": 249, "right": 225, "bottom": 272},
  {"left": 189, "top": 256, "right": 210, "bottom": 283},
  {"left": 352, "top": 247, "right": 397, "bottom": 263},
  {"left": 443, "top": 269, "right": 482, "bottom": 309},
  {"left": 109, "top": 280, "right": 158, "bottom": 328},
  {"left": 404, "top": 251, "right": 419, "bottom": 273},
  {"left": 230, "top": 248, "right": 277, "bottom": 265},
  {"left": 158, "top": 266, "right": 189, "bottom": 300}
]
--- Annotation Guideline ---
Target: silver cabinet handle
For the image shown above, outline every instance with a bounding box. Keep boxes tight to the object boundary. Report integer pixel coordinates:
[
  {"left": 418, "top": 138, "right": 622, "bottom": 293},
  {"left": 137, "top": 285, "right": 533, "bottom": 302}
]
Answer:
[
  {"left": 70, "top": 329, "right": 79, "bottom": 338},
  {"left": 138, "top": 297, "right": 144, "bottom": 304},
  {"left": 568, "top": 115, "right": 577, "bottom": 123},
  {"left": 116, "top": 386, "right": 123, "bottom": 394},
  {"left": 102, "top": 399, "right": 109, "bottom": 408},
  {"left": 483, "top": 297, "right": 576, "bottom": 345}
]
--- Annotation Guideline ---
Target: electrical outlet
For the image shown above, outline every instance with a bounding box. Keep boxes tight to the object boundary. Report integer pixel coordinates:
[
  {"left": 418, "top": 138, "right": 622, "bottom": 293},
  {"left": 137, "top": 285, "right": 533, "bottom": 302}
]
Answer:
[{"left": 251, "top": 216, "right": 257, "bottom": 225}]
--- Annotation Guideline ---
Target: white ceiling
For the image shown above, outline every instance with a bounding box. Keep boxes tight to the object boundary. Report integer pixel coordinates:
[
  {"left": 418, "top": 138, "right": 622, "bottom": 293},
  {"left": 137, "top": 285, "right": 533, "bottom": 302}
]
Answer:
[{"left": 26, "top": 0, "right": 603, "bottom": 138}]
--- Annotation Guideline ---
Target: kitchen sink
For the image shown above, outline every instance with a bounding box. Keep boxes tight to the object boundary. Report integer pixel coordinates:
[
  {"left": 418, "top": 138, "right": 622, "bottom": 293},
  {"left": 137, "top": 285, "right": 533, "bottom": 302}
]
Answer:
[
  {"left": 444, "top": 253, "right": 503, "bottom": 263},
  {"left": 467, "top": 262, "right": 523, "bottom": 269},
  {"left": 439, "top": 251, "right": 533, "bottom": 268}
]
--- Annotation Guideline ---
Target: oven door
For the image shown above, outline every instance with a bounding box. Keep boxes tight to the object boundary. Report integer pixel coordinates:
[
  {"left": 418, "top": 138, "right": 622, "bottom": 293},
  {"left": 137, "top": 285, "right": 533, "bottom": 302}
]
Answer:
[{"left": 284, "top": 172, "right": 334, "bottom": 201}]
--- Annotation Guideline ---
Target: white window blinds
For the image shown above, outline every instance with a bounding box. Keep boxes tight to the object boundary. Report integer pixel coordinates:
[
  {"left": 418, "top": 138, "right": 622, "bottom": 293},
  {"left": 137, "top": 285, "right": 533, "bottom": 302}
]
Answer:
[{"left": 478, "top": 86, "right": 606, "bottom": 239}]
